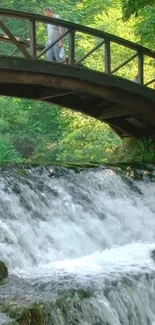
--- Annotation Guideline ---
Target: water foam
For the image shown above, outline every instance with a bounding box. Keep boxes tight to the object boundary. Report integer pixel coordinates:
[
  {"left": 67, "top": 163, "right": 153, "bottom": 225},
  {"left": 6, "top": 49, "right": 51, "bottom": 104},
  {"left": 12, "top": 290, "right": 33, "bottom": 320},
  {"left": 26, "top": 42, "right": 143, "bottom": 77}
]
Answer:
[{"left": 1, "top": 167, "right": 155, "bottom": 324}]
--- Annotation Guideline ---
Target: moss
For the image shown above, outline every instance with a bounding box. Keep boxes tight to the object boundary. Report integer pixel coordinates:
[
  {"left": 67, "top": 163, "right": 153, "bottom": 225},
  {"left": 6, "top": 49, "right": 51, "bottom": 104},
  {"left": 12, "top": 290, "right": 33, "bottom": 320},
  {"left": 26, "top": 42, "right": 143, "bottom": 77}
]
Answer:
[
  {"left": 0, "top": 289, "right": 93, "bottom": 325},
  {"left": 16, "top": 168, "right": 28, "bottom": 177},
  {"left": 19, "top": 306, "right": 45, "bottom": 325},
  {"left": 1, "top": 303, "right": 47, "bottom": 325},
  {"left": 1, "top": 302, "right": 23, "bottom": 323},
  {"left": 55, "top": 288, "right": 92, "bottom": 307},
  {"left": 54, "top": 288, "right": 93, "bottom": 323},
  {"left": 73, "top": 288, "right": 92, "bottom": 300},
  {"left": 0, "top": 261, "right": 8, "bottom": 284},
  {"left": 55, "top": 288, "right": 92, "bottom": 314}
]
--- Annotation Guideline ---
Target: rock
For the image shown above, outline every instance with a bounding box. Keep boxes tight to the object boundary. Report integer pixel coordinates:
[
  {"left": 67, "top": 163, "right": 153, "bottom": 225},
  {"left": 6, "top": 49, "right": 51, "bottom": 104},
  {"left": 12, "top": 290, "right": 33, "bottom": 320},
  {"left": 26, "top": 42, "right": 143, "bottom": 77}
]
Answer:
[
  {"left": 150, "top": 250, "right": 155, "bottom": 261},
  {"left": 0, "top": 261, "right": 8, "bottom": 283}
]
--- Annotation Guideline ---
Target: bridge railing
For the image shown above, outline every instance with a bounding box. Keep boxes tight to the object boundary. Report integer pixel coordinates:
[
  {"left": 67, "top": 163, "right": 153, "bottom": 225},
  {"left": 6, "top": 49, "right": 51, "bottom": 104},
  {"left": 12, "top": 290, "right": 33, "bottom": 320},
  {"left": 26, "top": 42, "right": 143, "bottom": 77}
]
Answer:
[{"left": 0, "top": 8, "right": 155, "bottom": 88}]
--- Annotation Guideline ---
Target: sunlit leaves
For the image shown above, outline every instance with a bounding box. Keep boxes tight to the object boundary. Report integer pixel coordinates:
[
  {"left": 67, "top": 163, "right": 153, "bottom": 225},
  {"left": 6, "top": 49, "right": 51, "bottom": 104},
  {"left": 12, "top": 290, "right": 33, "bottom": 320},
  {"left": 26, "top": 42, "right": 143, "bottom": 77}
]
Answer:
[
  {"left": 80, "top": 0, "right": 113, "bottom": 23},
  {"left": 57, "top": 110, "right": 121, "bottom": 163}
]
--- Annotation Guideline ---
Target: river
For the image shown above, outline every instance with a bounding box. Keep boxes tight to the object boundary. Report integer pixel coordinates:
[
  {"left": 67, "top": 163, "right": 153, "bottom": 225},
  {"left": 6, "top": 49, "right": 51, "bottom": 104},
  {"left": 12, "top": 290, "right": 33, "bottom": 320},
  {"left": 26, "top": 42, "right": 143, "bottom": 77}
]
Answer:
[{"left": 0, "top": 166, "right": 155, "bottom": 324}]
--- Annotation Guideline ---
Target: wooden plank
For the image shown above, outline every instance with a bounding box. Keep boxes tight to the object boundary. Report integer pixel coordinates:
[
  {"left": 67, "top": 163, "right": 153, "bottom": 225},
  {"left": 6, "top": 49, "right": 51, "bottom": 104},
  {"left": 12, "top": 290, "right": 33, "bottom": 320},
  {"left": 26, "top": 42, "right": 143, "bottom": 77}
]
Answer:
[
  {"left": 105, "top": 39, "right": 111, "bottom": 74},
  {"left": 138, "top": 52, "right": 144, "bottom": 84},
  {"left": 45, "top": 94, "right": 103, "bottom": 119},
  {"left": 29, "top": 19, "right": 36, "bottom": 58},
  {"left": 0, "top": 56, "right": 153, "bottom": 99},
  {"left": 10, "top": 48, "right": 18, "bottom": 56},
  {"left": 39, "top": 90, "right": 75, "bottom": 100},
  {"left": 68, "top": 30, "right": 75, "bottom": 64},
  {"left": 0, "top": 8, "right": 155, "bottom": 59},
  {"left": 145, "top": 78, "right": 155, "bottom": 87},
  {"left": 107, "top": 117, "right": 150, "bottom": 137},
  {"left": 99, "top": 103, "right": 137, "bottom": 119},
  {"left": 0, "top": 20, "right": 31, "bottom": 58},
  {"left": 0, "top": 33, "right": 44, "bottom": 50}
]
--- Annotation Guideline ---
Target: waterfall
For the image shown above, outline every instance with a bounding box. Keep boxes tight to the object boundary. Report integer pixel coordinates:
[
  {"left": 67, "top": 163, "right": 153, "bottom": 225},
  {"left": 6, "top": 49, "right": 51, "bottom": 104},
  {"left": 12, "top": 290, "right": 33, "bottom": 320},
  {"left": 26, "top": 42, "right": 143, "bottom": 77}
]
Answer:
[{"left": 0, "top": 166, "right": 155, "bottom": 325}]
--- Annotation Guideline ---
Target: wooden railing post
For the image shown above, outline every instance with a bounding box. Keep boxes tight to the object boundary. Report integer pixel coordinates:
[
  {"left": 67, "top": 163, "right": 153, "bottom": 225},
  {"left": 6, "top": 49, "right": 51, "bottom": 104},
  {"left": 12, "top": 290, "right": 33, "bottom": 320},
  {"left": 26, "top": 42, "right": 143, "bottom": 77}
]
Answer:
[
  {"left": 104, "top": 38, "right": 111, "bottom": 74},
  {"left": 68, "top": 29, "right": 75, "bottom": 64},
  {"left": 29, "top": 19, "right": 36, "bottom": 58},
  {"left": 138, "top": 52, "right": 144, "bottom": 84}
]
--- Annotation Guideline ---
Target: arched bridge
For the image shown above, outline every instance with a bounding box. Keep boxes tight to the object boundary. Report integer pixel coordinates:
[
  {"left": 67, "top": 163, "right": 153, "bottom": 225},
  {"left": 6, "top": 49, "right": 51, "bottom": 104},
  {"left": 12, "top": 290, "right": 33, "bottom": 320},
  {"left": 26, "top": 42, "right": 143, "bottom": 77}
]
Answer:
[{"left": 0, "top": 8, "right": 155, "bottom": 138}]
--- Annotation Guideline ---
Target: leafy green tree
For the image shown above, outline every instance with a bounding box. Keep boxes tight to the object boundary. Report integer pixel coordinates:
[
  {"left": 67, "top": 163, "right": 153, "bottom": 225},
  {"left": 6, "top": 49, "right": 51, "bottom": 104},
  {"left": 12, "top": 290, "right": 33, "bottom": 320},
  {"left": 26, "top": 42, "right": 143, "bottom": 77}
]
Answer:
[
  {"left": 120, "top": 0, "right": 155, "bottom": 49},
  {"left": 121, "top": 0, "right": 155, "bottom": 20}
]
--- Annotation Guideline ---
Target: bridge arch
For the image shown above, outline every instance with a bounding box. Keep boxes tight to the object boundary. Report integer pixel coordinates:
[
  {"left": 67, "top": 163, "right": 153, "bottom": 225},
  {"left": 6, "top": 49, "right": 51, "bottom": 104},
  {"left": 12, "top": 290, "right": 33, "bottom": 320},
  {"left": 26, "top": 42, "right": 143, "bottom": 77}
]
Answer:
[{"left": 0, "top": 57, "right": 155, "bottom": 138}]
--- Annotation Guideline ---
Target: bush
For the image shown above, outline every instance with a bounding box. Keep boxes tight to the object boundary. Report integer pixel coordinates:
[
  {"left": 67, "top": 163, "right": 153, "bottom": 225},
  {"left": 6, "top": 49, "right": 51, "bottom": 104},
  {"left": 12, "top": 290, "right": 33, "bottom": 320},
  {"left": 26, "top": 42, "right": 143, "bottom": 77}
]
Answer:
[{"left": 0, "top": 136, "right": 23, "bottom": 163}]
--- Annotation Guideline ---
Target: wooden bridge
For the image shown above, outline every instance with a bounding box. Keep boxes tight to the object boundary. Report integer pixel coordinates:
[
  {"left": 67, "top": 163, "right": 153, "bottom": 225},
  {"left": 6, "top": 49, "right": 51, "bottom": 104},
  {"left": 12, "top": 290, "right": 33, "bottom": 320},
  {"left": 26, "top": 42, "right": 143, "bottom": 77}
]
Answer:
[{"left": 0, "top": 8, "right": 155, "bottom": 138}]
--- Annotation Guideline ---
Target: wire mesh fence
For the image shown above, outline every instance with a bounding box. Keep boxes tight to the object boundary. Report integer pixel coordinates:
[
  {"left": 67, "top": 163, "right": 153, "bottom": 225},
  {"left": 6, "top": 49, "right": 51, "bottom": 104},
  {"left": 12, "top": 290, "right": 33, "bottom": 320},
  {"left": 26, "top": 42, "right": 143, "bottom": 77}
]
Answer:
[{"left": 0, "top": 132, "right": 61, "bottom": 165}]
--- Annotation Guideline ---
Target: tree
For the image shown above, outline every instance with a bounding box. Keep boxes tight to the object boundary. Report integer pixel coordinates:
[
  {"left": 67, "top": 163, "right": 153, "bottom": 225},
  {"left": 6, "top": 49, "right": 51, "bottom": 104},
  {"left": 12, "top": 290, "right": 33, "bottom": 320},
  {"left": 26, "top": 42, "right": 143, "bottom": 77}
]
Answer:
[
  {"left": 121, "top": 0, "right": 155, "bottom": 20},
  {"left": 120, "top": 0, "right": 155, "bottom": 49}
]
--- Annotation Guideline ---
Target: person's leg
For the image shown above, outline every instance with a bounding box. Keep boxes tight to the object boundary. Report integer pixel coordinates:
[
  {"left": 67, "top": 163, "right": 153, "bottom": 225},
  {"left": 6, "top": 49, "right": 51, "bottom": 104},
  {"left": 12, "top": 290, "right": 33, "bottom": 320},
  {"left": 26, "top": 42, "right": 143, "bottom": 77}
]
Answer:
[
  {"left": 45, "top": 42, "right": 54, "bottom": 61},
  {"left": 53, "top": 44, "right": 65, "bottom": 62}
]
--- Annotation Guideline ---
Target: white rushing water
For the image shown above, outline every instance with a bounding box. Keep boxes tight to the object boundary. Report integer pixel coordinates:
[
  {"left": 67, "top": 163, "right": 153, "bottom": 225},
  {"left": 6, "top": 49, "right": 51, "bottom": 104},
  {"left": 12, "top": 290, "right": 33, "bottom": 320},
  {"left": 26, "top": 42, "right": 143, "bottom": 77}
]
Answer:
[{"left": 0, "top": 166, "right": 155, "bottom": 324}]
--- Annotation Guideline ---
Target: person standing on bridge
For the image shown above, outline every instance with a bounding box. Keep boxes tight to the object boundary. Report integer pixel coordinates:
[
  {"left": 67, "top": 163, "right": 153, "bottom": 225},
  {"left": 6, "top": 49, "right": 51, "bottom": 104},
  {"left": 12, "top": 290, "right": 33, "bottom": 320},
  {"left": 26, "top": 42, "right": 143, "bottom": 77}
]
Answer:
[{"left": 43, "top": 7, "right": 65, "bottom": 62}]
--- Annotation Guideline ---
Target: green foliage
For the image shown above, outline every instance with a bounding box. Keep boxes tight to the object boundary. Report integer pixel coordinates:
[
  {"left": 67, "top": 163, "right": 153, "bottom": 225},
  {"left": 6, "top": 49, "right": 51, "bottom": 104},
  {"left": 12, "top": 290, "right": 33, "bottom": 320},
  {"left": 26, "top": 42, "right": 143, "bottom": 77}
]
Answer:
[
  {"left": 134, "top": 6, "right": 155, "bottom": 49},
  {"left": 79, "top": 0, "right": 113, "bottom": 23},
  {"left": 0, "top": 136, "right": 23, "bottom": 163},
  {"left": 120, "top": 0, "right": 155, "bottom": 49},
  {"left": 109, "top": 137, "right": 155, "bottom": 164},
  {"left": 121, "top": 0, "right": 155, "bottom": 20},
  {"left": 0, "top": 0, "right": 82, "bottom": 22},
  {"left": 56, "top": 111, "right": 121, "bottom": 163}
]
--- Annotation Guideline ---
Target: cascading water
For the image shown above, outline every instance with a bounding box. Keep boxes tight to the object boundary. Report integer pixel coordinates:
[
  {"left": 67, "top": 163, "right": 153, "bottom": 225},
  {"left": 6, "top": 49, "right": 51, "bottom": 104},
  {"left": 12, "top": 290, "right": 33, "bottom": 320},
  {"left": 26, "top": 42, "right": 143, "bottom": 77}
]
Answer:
[{"left": 0, "top": 166, "right": 155, "bottom": 325}]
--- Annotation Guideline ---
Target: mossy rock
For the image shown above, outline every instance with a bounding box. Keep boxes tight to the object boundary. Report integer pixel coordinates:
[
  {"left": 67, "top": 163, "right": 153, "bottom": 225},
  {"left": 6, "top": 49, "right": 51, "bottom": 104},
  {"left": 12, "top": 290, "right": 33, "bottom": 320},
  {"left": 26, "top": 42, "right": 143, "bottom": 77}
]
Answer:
[
  {"left": 0, "top": 261, "right": 8, "bottom": 284},
  {"left": 20, "top": 306, "right": 45, "bottom": 325}
]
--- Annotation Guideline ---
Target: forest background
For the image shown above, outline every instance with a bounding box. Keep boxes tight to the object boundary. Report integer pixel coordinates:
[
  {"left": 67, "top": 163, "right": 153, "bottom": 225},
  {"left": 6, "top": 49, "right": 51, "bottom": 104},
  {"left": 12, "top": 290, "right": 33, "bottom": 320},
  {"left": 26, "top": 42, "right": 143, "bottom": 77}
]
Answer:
[{"left": 0, "top": 0, "right": 154, "bottom": 165}]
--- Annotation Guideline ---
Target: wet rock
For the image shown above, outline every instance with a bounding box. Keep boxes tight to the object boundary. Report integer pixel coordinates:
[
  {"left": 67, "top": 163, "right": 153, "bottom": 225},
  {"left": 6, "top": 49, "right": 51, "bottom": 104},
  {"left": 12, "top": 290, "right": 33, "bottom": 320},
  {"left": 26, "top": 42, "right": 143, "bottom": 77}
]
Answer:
[
  {"left": 150, "top": 249, "right": 155, "bottom": 261},
  {"left": 19, "top": 196, "right": 32, "bottom": 212},
  {"left": 11, "top": 183, "right": 21, "bottom": 195},
  {"left": 0, "top": 261, "right": 8, "bottom": 284}
]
